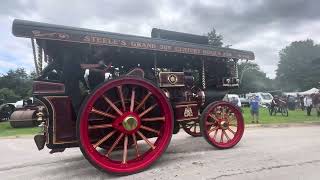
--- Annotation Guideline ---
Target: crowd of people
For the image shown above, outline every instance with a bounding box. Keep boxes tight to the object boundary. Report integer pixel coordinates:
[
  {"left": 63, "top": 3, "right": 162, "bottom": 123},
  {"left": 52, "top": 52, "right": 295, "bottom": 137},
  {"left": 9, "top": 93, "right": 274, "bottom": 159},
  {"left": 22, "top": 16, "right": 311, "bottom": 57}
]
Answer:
[{"left": 239, "top": 92, "right": 320, "bottom": 124}]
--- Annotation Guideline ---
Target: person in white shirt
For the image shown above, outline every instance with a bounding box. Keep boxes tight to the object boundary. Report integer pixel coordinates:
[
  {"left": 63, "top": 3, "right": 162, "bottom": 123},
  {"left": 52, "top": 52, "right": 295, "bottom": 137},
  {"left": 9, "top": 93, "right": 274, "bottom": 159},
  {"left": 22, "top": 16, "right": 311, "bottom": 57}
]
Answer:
[{"left": 304, "top": 95, "right": 313, "bottom": 116}]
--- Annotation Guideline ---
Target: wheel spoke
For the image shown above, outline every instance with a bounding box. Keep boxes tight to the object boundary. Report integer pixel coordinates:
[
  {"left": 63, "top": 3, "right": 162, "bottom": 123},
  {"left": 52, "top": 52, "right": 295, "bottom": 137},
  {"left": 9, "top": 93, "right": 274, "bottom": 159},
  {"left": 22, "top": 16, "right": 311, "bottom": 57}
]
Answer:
[
  {"left": 227, "top": 127, "right": 236, "bottom": 135},
  {"left": 140, "top": 125, "right": 160, "bottom": 135},
  {"left": 91, "top": 108, "right": 116, "bottom": 119},
  {"left": 130, "top": 87, "right": 136, "bottom": 112},
  {"left": 134, "top": 91, "right": 152, "bottom": 112},
  {"left": 229, "top": 123, "right": 238, "bottom": 127},
  {"left": 206, "top": 122, "right": 215, "bottom": 125},
  {"left": 89, "top": 124, "right": 112, "bottom": 129},
  {"left": 117, "top": 86, "right": 126, "bottom": 112},
  {"left": 193, "top": 123, "right": 196, "bottom": 132},
  {"left": 209, "top": 114, "right": 218, "bottom": 122},
  {"left": 137, "top": 131, "right": 156, "bottom": 149},
  {"left": 223, "top": 130, "right": 230, "bottom": 141},
  {"left": 213, "top": 129, "right": 219, "bottom": 139},
  {"left": 139, "top": 104, "right": 157, "bottom": 118},
  {"left": 102, "top": 95, "right": 123, "bottom": 116},
  {"left": 106, "top": 133, "right": 124, "bottom": 157},
  {"left": 220, "top": 130, "right": 224, "bottom": 143},
  {"left": 208, "top": 126, "right": 219, "bottom": 134},
  {"left": 132, "top": 133, "right": 140, "bottom": 158},
  {"left": 93, "top": 130, "right": 116, "bottom": 148},
  {"left": 141, "top": 116, "right": 165, "bottom": 122},
  {"left": 122, "top": 135, "right": 128, "bottom": 164}
]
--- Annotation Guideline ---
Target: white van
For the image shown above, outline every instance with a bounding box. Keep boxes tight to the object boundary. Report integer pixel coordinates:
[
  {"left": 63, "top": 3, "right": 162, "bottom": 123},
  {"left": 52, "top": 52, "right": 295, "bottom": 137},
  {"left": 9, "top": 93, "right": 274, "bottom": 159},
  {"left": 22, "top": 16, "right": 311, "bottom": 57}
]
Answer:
[
  {"left": 223, "top": 94, "right": 241, "bottom": 107},
  {"left": 246, "top": 92, "right": 273, "bottom": 107}
]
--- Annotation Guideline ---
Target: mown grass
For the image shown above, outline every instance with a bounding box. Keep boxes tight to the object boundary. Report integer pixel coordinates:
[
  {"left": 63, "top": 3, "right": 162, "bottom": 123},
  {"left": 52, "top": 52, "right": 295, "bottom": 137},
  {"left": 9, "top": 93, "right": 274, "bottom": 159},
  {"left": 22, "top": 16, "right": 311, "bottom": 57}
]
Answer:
[
  {"left": 0, "top": 121, "right": 40, "bottom": 137},
  {"left": 242, "top": 107, "right": 320, "bottom": 124}
]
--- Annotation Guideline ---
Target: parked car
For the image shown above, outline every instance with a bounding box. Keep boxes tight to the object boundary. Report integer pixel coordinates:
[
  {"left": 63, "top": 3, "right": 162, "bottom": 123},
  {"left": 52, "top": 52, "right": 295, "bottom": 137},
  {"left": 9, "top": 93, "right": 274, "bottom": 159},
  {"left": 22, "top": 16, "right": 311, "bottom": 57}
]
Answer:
[
  {"left": 246, "top": 92, "right": 273, "bottom": 107},
  {"left": 223, "top": 94, "right": 242, "bottom": 107}
]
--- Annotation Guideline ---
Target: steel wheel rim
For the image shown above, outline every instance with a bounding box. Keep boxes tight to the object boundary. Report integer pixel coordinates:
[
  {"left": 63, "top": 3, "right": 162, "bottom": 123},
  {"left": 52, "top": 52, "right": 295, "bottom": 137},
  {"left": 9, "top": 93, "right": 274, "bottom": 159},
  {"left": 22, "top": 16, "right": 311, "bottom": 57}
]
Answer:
[
  {"left": 78, "top": 77, "right": 173, "bottom": 174},
  {"left": 203, "top": 102, "right": 244, "bottom": 148}
]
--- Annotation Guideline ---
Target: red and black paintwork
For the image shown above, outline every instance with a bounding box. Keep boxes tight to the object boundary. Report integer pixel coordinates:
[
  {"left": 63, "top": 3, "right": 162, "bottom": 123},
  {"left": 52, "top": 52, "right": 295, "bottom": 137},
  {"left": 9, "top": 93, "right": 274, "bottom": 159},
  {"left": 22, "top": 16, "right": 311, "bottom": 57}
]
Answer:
[{"left": 12, "top": 19, "right": 253, "bottom": 174}]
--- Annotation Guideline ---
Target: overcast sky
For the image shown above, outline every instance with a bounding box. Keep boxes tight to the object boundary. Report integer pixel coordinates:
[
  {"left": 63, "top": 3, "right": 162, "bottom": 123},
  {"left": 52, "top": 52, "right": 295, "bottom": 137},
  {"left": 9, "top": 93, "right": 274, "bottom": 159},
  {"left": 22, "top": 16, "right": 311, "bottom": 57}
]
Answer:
[{"left": 1, "top": 0, "right": 320, "bottom": 78}]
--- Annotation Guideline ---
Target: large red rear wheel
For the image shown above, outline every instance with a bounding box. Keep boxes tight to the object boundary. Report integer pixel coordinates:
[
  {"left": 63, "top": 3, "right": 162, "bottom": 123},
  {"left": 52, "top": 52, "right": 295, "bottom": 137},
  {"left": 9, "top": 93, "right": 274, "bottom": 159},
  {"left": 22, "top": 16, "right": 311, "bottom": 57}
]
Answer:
[
  {"left": 77, "top": 77, "right": 173, "bottom": 174},
  {"left": 200, "top": 101, "right": 244, "bottom": 149}
]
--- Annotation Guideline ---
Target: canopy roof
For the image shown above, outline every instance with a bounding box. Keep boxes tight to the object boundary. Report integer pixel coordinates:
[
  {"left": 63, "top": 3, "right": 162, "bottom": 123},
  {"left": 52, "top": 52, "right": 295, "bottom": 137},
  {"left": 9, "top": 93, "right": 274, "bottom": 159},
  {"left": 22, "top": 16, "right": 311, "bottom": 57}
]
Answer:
[
  {"left": 299, "top": 88, "right": 319, "bottom": 95},
  {"left": 12, "top": 19, "right": 255, "bottom": 60}
]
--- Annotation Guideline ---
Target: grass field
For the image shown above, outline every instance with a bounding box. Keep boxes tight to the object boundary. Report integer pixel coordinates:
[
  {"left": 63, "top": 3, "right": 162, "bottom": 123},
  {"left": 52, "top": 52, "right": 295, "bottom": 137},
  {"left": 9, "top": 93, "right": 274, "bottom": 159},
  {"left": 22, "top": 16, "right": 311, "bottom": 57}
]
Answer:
[
  {"left": 0, "top": 121, "right": 40, "bottom": 137},
  {"left": 242, "top": 107, "right": 320, "bottom": 124},
  {"left": 0, "top": 107, "right": 319, "bottom": 137}
]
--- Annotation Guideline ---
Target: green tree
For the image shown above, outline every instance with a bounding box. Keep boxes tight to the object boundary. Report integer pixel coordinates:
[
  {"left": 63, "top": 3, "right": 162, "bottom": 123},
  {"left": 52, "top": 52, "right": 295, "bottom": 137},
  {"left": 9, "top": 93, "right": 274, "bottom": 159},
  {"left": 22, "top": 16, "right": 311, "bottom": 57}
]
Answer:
[
  {"left": 0, "top": 68, "right": 33, "bottom": 101},
  {"left": 233, "top": 62, "right": 275, "bottom": 94},
  {"left": 0, "top": 88, "right": 20, "bottom": 103},
  {"left": 276, "top": 39, "right": 320, "bottom": 91},
  {"left": 207, "top": 27, "right": 223, "bottom": 47}
]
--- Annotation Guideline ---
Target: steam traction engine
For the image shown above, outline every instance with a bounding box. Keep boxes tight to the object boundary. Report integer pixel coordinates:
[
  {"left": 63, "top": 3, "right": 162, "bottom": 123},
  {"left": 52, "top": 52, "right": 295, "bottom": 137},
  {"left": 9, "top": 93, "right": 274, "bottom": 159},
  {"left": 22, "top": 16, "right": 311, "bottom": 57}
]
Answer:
[{"left": 12, "top": 20, "right": 254, "bottom": 174}]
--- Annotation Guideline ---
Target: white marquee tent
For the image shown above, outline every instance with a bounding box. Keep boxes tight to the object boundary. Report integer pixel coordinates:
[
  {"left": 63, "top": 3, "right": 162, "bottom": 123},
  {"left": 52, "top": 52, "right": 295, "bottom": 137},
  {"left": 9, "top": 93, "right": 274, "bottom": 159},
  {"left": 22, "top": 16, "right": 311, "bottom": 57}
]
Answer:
[{"left": 299, "top": 88, "right": 319, "bottom": 96}]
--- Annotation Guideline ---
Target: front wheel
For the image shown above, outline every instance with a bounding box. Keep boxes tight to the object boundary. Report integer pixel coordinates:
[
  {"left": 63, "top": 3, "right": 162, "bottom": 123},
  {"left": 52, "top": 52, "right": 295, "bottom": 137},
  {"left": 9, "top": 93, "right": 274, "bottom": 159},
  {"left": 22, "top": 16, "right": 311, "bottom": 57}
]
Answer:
[
  {"left": 77, "top": 77, "right": 173, "bottom": 174},
  {"left": 200, "top": 101, "right": 244, "bottom": 149}
]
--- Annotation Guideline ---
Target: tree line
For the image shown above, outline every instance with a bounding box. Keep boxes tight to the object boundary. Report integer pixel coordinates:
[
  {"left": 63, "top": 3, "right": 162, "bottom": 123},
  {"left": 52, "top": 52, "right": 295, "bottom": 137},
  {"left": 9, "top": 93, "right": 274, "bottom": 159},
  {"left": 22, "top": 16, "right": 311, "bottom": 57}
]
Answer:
[{"left": 0, "top": 68, "right": 35, "bottom": 103}]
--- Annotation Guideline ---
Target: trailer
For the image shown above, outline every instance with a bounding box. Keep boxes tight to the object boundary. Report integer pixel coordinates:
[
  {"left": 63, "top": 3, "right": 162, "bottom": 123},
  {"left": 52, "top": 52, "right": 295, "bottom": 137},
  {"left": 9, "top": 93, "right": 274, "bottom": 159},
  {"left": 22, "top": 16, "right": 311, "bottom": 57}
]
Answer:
[{"left": 12, "top": 19, "right": 254, "bottom": 174}]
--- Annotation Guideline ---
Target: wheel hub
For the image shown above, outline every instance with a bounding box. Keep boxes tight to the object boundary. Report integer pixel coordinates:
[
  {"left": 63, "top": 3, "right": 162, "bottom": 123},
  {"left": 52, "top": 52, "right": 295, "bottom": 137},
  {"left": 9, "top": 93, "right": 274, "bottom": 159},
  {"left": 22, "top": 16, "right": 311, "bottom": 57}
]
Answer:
[
  {"left": 220, "top": 121, "right": 228, "bottom": 130},
  {"left": 122, "top": 115, "right": 138, "bottom": 131}
]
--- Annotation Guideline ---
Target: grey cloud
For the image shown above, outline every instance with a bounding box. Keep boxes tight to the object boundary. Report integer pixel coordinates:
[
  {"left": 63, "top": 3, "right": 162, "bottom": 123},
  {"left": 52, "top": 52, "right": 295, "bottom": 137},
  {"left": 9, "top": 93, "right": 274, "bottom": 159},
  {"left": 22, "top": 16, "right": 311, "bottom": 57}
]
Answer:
[{"left": 1, "top": 0, "right": 320, "bottom": 78}]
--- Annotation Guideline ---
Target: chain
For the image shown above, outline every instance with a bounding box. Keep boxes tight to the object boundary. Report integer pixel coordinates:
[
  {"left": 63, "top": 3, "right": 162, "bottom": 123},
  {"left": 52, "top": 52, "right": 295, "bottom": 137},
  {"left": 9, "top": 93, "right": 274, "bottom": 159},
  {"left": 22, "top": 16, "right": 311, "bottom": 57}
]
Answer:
[{"left": 202, "top": 59, "right": 206, "bottom": 89}]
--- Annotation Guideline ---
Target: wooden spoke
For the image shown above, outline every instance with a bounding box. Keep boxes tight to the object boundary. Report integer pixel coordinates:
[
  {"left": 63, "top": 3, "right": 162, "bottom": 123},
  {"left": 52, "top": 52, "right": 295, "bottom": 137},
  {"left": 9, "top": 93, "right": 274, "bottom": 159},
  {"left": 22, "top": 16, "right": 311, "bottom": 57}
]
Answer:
[
  {"left": 227, "top": 127, "right": 236, "bottom": 135},
  {"left": 213, "top": 129, "right": 219, "bottom": 139},
  {"left": 223, "top": 130, "right": 230, "bottom": 141},
  {"left": 220, "top": 130, "right": 224, "bottom": 143},
  {"left": 140, "top": 125, "right": 160, "bottom": 135},
  {"left": 102, "top": 95, "right": 123, "bottom": 116},
  {"left": 132, "top": 133, "right": 140, "bottom": 158},
  {"left": 141, "top": 116, "right": 165, "bottom": 122},
  {"left": 208, "top": 126, "right": 219, "bottom": 135},
  {"left": 139, "top": 104, "right": 157, "bottom": 118},
  {"left": 89, "top": 124, "right": 112, "bottom": 130},
  {"left": 206, "top": 122, "right": 216, "bottom": 126},
  {"left": 88, "top": 118, "right": 105, "bottom": 121},
  {"left": 209, "top": 114, "right": 218, "bottom": 121},
  {"left": 137, "top": 131, "right": 156, "bottom": 150},
  {"left": 130, "top": 87, "right": 136, "bottom": 112},
  {"left": 93, "top": 130, "right": 116, "bottom": 148},
  {"left": 122, "top": 135, "right": 128, "bottom": 164},
  {"left": 117, "top": 86, "right": 126, "bottom": 112},
  {"left": 222, "top": 107, "right": 228, "bottom": 119},
  {"left": 229, "top": 123, "right": 238, "bottom": 127},
  {"left": 134, "top": 92, "right": 152, "bottom": 112},
  {"left": 91, "top": 108, "right": 116, "bottom": 119},
  {"left": 106, "top": 133, "right": 124, "bottom": 157}
]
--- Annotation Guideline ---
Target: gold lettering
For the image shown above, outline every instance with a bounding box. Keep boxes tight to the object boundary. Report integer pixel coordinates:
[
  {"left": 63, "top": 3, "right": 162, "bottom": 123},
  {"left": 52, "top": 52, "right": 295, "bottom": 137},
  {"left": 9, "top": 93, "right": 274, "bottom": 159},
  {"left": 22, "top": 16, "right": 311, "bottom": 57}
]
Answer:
[
  {"left": 83, "top": 35, "right": 91, "bottom": 42},
  {"left": 120, "top": 40, "right": 127, "bottom": 46}
]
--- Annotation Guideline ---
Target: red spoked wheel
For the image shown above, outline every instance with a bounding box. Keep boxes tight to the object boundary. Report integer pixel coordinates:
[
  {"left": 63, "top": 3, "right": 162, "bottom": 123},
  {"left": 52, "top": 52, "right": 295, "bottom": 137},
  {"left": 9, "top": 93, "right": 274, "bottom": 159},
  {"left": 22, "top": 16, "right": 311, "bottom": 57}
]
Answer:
[
  {"left": 200, "top": 101, "right": 244, "bottom": 149},
  {"left": 77, "top": 77, "right": 173, "bottom": 174},
  {"left": 181, "top": 120, "right": 202, "bottom": 137}
]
